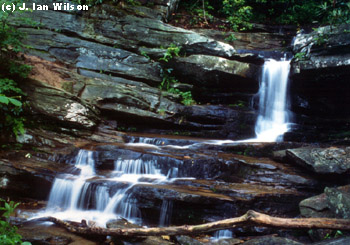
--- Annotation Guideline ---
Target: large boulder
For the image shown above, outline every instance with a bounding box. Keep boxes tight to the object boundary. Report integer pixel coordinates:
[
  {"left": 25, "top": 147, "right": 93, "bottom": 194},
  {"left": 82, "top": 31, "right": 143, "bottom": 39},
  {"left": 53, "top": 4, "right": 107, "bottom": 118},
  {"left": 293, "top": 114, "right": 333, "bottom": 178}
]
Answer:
[
  {"left": 286, "top": 147, "right": 350, "bottom": 174},
  {"left": 300, "top": 185, "right": 350, "bottom": 219}
]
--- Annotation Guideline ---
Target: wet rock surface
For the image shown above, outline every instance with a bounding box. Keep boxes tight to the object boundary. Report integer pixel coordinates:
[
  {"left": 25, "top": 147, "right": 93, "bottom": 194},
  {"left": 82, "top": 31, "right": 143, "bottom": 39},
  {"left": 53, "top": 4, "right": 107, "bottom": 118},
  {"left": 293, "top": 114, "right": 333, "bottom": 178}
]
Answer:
[
  {"left": 18, "top": 222, "right": 96, "bottom": 245},
  {"left": 286, "top": 147, "right": 350, "bottom": 174},
  {"left": 169, "top": 55, "right": 260, "bottom": 93},
  {"left": 290, "top": 24, "right": 350, "bottom": 142},
  {"left": 242, "top": 236, "right": 303, "bottom": 245},
  {"left": 300, "top": 185, "right": 350, "bottom": 219},
  {"left": 7, "top": 0, "right": 263, "bottom": 139},
  {"left": 20, "top": 79, "right": 100, "bottom": 131}
]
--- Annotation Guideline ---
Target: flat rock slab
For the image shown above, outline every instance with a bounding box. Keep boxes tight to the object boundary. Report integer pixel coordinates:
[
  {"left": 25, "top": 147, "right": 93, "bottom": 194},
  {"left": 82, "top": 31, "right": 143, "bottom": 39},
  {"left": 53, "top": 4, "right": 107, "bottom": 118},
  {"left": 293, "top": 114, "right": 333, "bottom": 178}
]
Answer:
[{"left": 286, "top": 147, "right": 350, "bottom": 174}]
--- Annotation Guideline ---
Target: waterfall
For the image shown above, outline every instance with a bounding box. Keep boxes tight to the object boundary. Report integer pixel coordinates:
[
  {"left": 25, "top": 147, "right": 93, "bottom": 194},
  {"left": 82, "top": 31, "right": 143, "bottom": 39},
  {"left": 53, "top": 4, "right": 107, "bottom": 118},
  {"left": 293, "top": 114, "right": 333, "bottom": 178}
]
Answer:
[
  {"left": 212, "top": 229, "right": 233, "bottom": 240},
  {"left": 254, "top": 59, "right": 291, "bottom": 142},
  {"left": 42, "top": 149, "right": 174, "bottom": 226},
  {"left": 159, "top": 200, "right": 173, "bottom": 227},
  {"left": 46, "top": 150, "right": 96, "bottom": 211}
]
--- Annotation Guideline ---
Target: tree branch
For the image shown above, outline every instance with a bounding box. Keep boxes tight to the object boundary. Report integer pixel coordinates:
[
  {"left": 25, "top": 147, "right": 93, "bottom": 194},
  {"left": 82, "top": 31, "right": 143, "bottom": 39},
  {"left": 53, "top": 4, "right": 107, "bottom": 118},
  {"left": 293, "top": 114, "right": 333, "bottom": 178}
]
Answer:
[{"left": 31, "top": 210, "right": 350, "bottom": 237}]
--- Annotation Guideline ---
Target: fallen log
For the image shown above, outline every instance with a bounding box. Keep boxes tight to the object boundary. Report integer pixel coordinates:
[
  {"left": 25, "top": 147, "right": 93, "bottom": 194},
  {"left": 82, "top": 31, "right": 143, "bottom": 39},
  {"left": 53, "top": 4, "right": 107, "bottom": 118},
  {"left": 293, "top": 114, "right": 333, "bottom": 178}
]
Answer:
[{"left": 33, "top": 210, "right": 350, "bottom": 237}]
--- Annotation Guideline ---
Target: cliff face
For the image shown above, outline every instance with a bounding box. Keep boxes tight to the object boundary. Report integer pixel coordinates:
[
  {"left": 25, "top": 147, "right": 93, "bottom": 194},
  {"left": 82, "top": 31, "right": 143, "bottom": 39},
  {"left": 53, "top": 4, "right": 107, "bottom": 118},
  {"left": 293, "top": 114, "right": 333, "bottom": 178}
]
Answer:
[
  {"left": 9, "top": 0, "right": 295, "bottom": 140},
  {"left": 289, "top": 24, "right": 350, "bottom": 142},
  {"left": 8, "top": 0, "right": 349, "bottom": 142}
]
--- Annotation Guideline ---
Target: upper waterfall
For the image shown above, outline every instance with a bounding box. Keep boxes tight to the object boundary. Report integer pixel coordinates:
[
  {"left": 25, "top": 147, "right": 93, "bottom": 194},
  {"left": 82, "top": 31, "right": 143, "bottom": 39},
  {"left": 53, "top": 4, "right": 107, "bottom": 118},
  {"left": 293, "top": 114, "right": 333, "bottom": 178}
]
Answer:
[{"left": 254, "top": 59, "right": 292, "bottom": 142}]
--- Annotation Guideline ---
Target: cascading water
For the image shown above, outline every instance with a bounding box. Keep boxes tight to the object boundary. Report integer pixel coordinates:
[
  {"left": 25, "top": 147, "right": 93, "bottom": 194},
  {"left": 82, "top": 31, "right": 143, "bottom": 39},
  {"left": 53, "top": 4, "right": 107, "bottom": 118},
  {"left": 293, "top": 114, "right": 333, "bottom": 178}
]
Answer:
[
  {"left": 42, "top": 149, "right": 176, "bottom": 226},
  {"left": 212, "top": 229, "right": 233, "bottom": 240},
  {"left": 39, "top": 56, "right": 293, "bottom": 239},
  {"left": 254, "top": 59, "right": 292, "bottom": 142},
  {"left": 159, "top": 200, "right": 173, "bottom": 227}
]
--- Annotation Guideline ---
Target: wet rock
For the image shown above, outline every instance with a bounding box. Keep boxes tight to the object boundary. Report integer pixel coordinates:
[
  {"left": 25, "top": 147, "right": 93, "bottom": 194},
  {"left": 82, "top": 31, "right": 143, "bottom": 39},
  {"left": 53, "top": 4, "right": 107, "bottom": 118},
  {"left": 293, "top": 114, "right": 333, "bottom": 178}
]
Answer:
[
  {"left": 181, "top": 105, "right": 256, "bottom": 139},
  {"left": 7, "top": 0, "right": 267, "bottom": 139},
  {"left": 18, "top": 222, "right": 96, "bottom": 245},
  {"left": 176, "top": 235, "right": 203, "bottom": 245},
  {"left": 20, "top": 79, "right": 99, "bottom": 130},
  {"left": 324, "top": 186, "right": 350, "bottom": 219},
  {"left": 299, "top": 185, "right": 350, "bottom": 219},
  {"left": 0, "top": 154, "right": 69, "bottom": 200},
  {"left": 207, "top": 238, "right": 242, "bottom": 245},
  {"left": 80, "top": 77, "right": 183, "bottom": 127},
  {"left": 299, "top": 185, "right": 350, "bottom": 241},
  {"left": 14, "top": 1, "right": 235, "bottom": 59},
  {"left": 170, "top": 55, "right": 260, "bottom": 93},
  {"left": 193, "top": 28, "right": 293, "bottom": 52},
  {"left": 242, "top": 236, "right": 303, "bottom": 245},
  {"left": 313, "top": 236, "right": 350, "bottom": 245},
  {"left": 286, "top": 147, "right": 350, "bottom": 174},
  {"left": 290, "top": 24, "right": 350, "bottom": 141},
  {"left": 131, "top": 179, "right": 311, "bottom": 225}
]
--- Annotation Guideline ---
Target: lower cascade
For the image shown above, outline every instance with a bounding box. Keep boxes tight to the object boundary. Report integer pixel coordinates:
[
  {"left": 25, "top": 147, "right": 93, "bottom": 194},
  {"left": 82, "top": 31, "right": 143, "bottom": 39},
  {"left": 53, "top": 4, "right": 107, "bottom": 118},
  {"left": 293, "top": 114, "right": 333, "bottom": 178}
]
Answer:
[{"left": 41, "top": 149, "right": 176, "bottom": 226}]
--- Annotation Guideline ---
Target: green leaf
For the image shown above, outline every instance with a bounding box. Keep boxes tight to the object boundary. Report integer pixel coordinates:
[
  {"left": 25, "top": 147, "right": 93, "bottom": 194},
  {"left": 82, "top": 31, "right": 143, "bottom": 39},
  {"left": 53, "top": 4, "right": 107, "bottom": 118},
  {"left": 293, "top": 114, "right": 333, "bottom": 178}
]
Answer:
[
  {"left": 4, "top": 202, "right": 10, "bottom": 210},
  {"left": 22, "top": 242, "right": 32, "bottom": 245},
  {"left": 8, "top": 98, "right": 22, "bottom": 107},
  {"left": 0, "top": 95, "right": 9, "bottom": 105}
]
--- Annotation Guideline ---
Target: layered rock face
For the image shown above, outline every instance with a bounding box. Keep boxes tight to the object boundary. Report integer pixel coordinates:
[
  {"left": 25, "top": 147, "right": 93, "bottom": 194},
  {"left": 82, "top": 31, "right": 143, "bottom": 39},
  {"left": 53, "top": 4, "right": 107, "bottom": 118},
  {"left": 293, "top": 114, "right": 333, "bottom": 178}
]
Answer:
[
  {"left": 289, "top": 24, "right": 350, "bottom": 142},
  {"left": 7, "top": 0, "right": 273, "bottom": 139}
]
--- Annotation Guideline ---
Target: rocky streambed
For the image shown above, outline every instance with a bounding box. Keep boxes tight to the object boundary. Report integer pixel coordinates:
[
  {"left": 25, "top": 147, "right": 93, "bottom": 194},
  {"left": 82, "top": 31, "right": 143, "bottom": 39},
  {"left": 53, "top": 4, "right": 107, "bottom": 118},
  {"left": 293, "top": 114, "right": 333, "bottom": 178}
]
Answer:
[
  {"left": 1, "top": 127, "right": 350, "bottom": 244},
  {"left": 1, "top": 0, "right": 350, "bottom": 244}
]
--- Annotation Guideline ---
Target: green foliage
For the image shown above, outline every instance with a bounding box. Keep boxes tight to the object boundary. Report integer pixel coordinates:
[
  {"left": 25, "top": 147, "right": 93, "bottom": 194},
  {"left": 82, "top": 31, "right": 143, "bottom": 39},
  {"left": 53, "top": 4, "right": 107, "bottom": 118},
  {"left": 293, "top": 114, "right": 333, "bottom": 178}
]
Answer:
[
  {"left": 140, "top": 50, "right": 151, "bottom": 60},
  {"left": 312, "top": 28, "right": 330, "bottom": 46},
  {"left": 159, "top": 44, "right": 181, "bottom": 62},
  {"left": 181, "top": 0, "right": 214, "bottom": 24},
  {"left": 317, "top": 1, "right": 350, "bottom": 27},
  {"left": 222, "top": 0, "right": 253, "bottom": 31},
  {"left": 178, "top": 0, "right": 350, "bottom": 29},
  {"left": 324, "top": 230, "right": 344, "bottom": 239},
  {"left": 0, "top": 1, "right": 31, "bottom": 139},
  {"left": 125, "top": 0, "right": 141, "bottom": 6},
  {"left": 224, "top": 33, "right": 237, "bottom": 43},
  {"left": 0, "top": 79, "right": 25, "bottom": 137},
  {"left": 294, "top": 52, "right": 307, "bottom": 61},
  {"left": 160, "top": 68, "right": 195, "bottom": 106},
  {"left": 229, "top": 100, "right": 246, "bottom": 108},
  {"left": 158, "top": 45, "right": 195, "bottom": 106},
  {"left": 0, "top": 198, "right": 31, "bottom": 245}
]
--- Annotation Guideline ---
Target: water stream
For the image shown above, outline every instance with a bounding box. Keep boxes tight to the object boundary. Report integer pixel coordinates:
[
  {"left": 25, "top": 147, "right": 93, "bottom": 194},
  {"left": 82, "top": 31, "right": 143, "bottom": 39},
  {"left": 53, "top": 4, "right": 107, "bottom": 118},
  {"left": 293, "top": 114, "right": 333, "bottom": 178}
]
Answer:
[
  {"left": 254, "top": 59, "right": 292, "bottom": 142},
  {"left": 39, "top": 57, "right": 293, "bottom": 241},
  {"left": 41, "top": 149, "right": 175, "bottom": 226}
]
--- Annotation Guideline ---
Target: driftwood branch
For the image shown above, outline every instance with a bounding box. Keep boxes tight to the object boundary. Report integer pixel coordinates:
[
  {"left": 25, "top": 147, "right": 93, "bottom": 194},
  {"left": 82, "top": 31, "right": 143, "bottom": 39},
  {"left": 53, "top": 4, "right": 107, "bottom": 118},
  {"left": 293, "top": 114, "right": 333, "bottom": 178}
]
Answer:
[{"left": 32, "top": 210, "right": 350, "bottom": 237}]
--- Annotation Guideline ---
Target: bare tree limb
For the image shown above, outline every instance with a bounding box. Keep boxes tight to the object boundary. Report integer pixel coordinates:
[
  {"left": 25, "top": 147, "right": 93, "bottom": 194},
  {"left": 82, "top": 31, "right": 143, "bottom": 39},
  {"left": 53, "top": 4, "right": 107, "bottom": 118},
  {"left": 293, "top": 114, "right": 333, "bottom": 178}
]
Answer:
[
  {"left": 202, "top": 0, "right": 208, "bottom": 24},
  {"left": 31, "top": 210, "right": 350, "bottom": 237}
]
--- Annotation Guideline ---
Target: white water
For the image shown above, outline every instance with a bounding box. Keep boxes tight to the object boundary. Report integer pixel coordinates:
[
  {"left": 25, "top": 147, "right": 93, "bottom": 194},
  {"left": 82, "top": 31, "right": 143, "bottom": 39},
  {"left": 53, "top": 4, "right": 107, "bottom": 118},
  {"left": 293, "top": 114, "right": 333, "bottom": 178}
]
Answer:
[
  {"left": 182, "top": 58, "right": 292, "bottom": 146},
  {"left": 40, "top": 149, "right": 177, "bottom": 226},
  {"left": 159, "top": 200, "right": 173, "bottom": 227},
  {"left": 254, "top": 59, "right": 291, "bottom": 142},
  {"left": 212, "top": 229, "right": 233, "bottom": 240}
]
